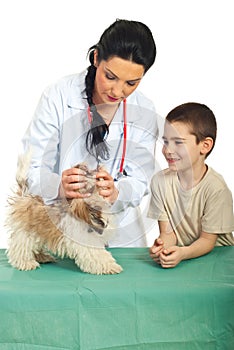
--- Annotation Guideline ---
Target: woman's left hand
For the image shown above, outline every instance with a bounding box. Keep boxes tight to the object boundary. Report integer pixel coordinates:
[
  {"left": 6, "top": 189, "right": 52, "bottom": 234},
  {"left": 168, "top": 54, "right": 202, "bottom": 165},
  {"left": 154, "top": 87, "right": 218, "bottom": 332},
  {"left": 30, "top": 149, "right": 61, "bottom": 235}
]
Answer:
[{"left": 95, "top": 169, "right": 119, "bottom": 204}]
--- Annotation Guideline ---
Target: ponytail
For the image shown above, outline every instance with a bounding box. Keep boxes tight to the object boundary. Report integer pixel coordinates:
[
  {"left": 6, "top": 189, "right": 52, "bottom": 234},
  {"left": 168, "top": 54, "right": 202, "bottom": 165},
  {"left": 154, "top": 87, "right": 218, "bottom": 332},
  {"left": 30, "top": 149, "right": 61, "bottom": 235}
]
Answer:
[
  {"left": 84, "top": 19, "right": 156, "bottom": 161},
  {"left": 85, "top": 63, "right": 110, "bottom": 161}
]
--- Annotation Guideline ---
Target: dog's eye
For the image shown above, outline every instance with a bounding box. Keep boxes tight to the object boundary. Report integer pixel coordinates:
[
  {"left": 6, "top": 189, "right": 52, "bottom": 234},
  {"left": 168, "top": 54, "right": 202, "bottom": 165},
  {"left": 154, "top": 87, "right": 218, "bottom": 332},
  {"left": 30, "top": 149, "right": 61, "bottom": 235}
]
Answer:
[{"left": 93, "top": 206, "right": 102, "bottom": 211}]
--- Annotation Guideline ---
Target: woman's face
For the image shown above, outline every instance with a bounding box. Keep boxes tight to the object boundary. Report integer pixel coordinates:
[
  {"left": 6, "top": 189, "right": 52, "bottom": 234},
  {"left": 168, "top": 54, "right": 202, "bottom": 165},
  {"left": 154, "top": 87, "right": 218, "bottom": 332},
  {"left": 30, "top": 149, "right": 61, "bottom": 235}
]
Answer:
[{"left": 93, "top": 54, "right": 145, "bottom": 105}]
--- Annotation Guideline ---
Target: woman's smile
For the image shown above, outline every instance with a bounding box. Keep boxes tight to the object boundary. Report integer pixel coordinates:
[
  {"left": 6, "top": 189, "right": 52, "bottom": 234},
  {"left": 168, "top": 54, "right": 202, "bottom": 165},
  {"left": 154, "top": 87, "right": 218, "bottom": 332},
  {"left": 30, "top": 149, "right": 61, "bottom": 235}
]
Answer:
[{"left": 107, "top": 95, "right": 120, "bottom": 102}]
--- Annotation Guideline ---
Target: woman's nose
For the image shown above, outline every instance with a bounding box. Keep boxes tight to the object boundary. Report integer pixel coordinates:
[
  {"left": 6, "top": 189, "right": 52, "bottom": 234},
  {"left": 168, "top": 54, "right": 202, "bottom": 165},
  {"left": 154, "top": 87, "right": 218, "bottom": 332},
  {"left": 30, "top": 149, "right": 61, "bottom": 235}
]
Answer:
[{"left": 111, "top": 82, "right": 124, "bottom": 97}]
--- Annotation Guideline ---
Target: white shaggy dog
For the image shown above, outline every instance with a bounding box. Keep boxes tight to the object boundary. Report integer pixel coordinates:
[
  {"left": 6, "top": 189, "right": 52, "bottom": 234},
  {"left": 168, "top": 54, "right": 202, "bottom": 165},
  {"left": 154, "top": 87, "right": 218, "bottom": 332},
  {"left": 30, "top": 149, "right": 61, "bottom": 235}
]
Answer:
[{"left": 5, "top": 155, "right": 122, "bottom": 275}]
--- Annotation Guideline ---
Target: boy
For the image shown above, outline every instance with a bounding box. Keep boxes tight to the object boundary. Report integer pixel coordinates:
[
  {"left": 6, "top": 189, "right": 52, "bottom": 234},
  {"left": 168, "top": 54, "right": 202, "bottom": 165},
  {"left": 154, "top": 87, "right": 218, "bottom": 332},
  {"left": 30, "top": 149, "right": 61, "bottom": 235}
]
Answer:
[{"left": 148, "top": 102, "right": 234, "bottom": 268}]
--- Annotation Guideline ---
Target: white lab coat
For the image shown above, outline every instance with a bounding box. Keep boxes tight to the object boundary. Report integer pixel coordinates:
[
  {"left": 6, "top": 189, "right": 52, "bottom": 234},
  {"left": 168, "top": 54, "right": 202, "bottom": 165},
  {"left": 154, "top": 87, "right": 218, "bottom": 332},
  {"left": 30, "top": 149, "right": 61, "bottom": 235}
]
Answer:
[{"left": 21, "top": 70, "right": 158, "bottom": 247}]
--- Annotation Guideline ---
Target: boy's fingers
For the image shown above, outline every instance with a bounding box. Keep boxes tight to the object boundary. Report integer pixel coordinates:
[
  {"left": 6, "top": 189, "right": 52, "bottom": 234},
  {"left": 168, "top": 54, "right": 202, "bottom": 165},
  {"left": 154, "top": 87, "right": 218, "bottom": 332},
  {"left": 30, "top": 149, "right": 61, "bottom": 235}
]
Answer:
[{"left": 154, "top": 238, "right": 163, "bottom": 246}]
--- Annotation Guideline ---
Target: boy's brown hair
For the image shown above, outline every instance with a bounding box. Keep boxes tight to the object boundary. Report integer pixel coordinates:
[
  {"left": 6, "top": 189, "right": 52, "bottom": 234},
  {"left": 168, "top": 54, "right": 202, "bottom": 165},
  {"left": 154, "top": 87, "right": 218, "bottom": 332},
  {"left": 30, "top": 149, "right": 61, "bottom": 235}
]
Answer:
[{"left": 166, "top": 102, "right": 217, "bottom": 157}]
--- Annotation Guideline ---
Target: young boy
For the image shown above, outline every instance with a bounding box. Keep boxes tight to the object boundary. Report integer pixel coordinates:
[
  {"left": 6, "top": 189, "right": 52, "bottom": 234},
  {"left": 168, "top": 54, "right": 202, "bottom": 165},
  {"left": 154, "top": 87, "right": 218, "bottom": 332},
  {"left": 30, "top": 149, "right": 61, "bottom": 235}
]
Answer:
[{"left": 148, "top": 102, "right": 234, "bottom": 268}]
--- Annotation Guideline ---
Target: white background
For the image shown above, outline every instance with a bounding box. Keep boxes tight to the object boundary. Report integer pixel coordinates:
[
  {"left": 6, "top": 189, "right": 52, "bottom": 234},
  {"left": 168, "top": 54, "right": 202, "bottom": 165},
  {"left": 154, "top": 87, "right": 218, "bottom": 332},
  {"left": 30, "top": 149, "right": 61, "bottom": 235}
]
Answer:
[{"left": 0, "top": 0, "right": 233, "bottom": 247}]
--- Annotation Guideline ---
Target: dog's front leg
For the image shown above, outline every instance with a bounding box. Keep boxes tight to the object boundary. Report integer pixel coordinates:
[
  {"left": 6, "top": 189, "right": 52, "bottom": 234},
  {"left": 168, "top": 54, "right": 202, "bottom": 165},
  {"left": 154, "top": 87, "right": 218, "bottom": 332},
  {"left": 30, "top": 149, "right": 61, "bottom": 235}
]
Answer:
[
  {"left": 72, "top": 245, "right": 123, "bottom": 275},
  {"left": 7, "top": 230, "right": 41, "bottom": 271}
]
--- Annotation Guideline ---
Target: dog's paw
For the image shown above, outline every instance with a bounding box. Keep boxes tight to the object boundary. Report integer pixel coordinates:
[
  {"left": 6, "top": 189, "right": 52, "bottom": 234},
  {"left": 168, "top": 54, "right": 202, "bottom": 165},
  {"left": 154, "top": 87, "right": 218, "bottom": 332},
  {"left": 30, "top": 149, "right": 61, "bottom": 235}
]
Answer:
[
  {"left": 102, "top": 261, "right": 123, "bottom": 275},
  {"left": 11, "top": 259, "right": 40, "bottom": 271},
  {"left": 74, "top": 248, "right": 123, "bottom": 275},
  {"left": 80, "top": 260, "right": 123, "bottom": 275}
]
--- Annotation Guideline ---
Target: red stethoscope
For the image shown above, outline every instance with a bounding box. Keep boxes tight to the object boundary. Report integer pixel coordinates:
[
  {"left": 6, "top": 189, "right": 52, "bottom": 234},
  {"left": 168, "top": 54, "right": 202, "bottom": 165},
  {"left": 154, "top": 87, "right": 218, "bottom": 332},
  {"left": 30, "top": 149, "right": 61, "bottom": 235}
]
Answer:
[{"left": 87, "top": 98, "right": 127, "bottom": 179}]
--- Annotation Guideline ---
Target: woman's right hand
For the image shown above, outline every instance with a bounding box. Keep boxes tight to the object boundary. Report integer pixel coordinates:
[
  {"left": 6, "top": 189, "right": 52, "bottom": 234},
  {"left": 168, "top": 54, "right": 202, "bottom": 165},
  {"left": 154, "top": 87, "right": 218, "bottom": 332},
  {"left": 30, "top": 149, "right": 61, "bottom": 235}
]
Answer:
[{"left": 59, "top": 167, "right": 91, "bottom": 199}]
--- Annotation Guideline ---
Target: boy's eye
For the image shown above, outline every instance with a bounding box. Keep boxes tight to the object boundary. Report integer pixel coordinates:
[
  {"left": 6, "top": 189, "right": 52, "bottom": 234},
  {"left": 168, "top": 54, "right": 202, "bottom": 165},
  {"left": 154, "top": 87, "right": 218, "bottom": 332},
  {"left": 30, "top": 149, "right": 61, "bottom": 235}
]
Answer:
[{"left": 163, "top": 139, "right": 184, "bottom": 146}]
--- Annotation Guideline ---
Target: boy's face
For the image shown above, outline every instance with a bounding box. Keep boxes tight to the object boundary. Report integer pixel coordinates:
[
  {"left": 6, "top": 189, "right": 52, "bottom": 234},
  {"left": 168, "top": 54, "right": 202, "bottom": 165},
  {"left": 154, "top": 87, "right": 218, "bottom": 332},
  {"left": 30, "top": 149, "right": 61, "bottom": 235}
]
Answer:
[{"left": 162, "top": 121, "right": 202, "bottom": 172}]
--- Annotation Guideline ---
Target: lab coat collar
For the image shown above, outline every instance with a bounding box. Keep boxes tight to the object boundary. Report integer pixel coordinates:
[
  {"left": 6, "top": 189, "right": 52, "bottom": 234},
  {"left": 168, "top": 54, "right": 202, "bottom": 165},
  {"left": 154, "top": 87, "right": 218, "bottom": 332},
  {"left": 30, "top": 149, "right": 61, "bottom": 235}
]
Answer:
[{"left": 67, "top": 70, "right": 88, "bottom": 110}]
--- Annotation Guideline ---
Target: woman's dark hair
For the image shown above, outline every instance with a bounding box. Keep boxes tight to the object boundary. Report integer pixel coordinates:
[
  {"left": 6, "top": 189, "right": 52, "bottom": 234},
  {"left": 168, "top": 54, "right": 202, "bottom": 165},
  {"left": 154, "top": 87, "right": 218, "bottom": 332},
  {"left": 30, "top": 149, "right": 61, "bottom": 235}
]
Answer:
[
  {"left": 166, "top": 102, "right": 217, "bottom": 157},
  {"left": 85, "top": 19, "right": 157, "bottom": 161}
]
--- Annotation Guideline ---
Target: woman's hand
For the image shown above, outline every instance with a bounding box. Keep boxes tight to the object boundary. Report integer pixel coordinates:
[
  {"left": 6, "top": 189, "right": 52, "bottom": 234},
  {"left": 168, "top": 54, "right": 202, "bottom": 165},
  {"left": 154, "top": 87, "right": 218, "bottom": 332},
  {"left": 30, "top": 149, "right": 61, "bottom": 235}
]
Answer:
[
  {"left": 59, "top": 167, "right": 91, "bottom": 199},
  {"left": 95, "top": 168, "right": 119, "bottom": 204}
]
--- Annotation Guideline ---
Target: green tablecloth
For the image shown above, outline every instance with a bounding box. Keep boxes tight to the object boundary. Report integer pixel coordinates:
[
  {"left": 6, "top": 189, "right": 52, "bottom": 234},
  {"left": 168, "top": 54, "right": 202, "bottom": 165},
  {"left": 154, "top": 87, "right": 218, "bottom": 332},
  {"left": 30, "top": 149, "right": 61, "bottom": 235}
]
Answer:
[{"left": 0, "top": 247, "right": 233, "bottom": 350}]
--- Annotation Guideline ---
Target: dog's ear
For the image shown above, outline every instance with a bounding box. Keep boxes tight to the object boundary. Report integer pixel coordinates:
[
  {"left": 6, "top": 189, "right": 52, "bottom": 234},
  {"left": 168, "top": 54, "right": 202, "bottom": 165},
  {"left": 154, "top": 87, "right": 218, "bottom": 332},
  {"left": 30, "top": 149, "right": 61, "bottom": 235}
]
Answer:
[
  {"left": 89, "top": 204, "right": 106, "bottom": 227},
  {"left": 69, "top": 199, "right": 106, "bottom": 235},
  {"left": 69, "top": 199, "right": 92, "bottom": 224}
]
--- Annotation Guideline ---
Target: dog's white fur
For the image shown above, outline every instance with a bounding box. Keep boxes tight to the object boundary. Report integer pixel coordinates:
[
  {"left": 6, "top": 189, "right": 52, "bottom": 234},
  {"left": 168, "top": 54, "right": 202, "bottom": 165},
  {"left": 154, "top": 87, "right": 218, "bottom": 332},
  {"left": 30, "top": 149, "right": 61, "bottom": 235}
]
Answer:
[{"left": 6, "top": 153, "right": 122, "bottom": 274}]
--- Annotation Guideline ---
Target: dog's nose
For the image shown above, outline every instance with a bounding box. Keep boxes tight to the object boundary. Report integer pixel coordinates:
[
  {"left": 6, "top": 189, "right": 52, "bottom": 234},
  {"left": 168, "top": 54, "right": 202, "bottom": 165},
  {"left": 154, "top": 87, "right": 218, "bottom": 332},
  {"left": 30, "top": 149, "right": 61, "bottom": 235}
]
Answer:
[{"left": 88, "top": 227, "right": 103, "bottom": 235}]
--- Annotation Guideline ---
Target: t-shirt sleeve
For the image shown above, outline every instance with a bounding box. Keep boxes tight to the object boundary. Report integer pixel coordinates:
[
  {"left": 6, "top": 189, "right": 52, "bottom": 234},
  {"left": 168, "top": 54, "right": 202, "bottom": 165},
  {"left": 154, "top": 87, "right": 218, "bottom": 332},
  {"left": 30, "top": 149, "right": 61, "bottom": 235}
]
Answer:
[{"left": 202, "top": 187, "right": 234, "bottom": 234}]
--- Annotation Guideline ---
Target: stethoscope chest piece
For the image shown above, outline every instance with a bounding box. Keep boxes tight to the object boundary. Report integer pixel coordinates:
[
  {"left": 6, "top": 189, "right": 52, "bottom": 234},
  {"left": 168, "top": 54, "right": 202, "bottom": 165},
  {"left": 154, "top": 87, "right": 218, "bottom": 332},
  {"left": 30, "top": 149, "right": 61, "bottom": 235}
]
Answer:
[
  {"left": 115, "top": 171, "right": 124, "bottom": 181},
  {"left": 114, "top": 169, "right": 127, "bottom": 181}
]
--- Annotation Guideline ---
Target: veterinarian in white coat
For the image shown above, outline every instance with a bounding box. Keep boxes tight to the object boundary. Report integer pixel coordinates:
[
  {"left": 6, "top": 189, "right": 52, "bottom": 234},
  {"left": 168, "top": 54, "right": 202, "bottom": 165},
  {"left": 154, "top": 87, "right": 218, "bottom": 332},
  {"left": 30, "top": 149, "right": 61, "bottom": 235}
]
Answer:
[{"left": 20, "top": 19, "right": 159, "bottom": 247}]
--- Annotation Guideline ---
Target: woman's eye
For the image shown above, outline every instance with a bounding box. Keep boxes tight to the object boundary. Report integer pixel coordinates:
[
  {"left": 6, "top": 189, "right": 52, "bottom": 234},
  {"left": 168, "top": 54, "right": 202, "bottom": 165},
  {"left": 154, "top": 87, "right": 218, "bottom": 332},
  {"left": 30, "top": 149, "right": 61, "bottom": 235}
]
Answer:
[
  {"left": 105, "top": 73, "right": 115, "bottom": 80},
  {"left": 127, "top": 81, "right": 136, "bottom": 87}
]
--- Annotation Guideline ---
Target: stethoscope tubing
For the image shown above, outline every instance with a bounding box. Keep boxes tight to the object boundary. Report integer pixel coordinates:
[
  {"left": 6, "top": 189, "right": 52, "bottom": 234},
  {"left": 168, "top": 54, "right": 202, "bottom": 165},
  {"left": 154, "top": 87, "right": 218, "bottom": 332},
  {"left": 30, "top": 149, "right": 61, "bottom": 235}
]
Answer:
[{"left": 87, "top": 98, "right": 127, "bottom": 179}]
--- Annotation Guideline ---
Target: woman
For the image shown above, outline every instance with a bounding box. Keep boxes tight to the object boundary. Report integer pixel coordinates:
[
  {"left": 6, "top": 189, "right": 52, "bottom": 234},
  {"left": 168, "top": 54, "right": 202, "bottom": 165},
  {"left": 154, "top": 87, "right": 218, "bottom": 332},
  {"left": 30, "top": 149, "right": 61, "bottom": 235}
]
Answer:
[{"left": 21, "top": 19, "right": 158, "bottom": 247}]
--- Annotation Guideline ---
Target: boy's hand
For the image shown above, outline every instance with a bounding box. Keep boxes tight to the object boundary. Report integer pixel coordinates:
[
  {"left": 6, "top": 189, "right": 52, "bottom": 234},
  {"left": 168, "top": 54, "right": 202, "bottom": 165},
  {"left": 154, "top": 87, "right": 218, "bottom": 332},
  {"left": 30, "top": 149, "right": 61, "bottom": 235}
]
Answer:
[
  {"left": 159, "top": 246, "right": 183, "bottom": 268},
  {"left": 149, "top": 238, "right": 164, "bottom": 264}
]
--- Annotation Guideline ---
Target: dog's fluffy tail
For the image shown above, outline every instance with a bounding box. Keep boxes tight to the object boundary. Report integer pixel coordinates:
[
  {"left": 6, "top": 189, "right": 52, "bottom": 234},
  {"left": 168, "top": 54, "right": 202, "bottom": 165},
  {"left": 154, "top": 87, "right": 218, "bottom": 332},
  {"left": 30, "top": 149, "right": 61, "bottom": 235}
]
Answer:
[{"left": 15, "top": 150, "right": 32, "bottom": 196}]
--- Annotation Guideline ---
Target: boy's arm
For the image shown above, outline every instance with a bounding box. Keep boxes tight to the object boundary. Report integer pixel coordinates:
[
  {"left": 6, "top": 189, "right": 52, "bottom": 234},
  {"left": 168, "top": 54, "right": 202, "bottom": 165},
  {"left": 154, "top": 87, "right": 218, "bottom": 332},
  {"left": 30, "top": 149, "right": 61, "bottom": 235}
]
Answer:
[
  {"left": 157, "top": 221, "right": 177, "bottom": 248},
  {"left": 161, "top": 231, "right": 217, "bottom": 268},
  {"left": 175, "top": 231, "right": 217, "bottom": 260}
]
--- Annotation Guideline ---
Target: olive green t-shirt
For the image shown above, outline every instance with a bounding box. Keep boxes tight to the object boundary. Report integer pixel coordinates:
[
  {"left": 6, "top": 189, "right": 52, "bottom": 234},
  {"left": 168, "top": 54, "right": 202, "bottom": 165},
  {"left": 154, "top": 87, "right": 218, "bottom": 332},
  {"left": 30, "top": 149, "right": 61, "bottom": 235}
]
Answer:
[{"left": 148, "top": 166, "right": 234, "bottom": 246}]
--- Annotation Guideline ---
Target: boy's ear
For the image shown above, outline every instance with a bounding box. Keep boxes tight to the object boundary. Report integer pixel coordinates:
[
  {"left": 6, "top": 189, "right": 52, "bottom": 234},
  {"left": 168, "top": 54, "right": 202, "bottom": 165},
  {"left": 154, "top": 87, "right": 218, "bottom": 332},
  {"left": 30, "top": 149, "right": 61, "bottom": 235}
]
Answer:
[{"left": 200, "top": 137, "right": 213, "bottom": 155}]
